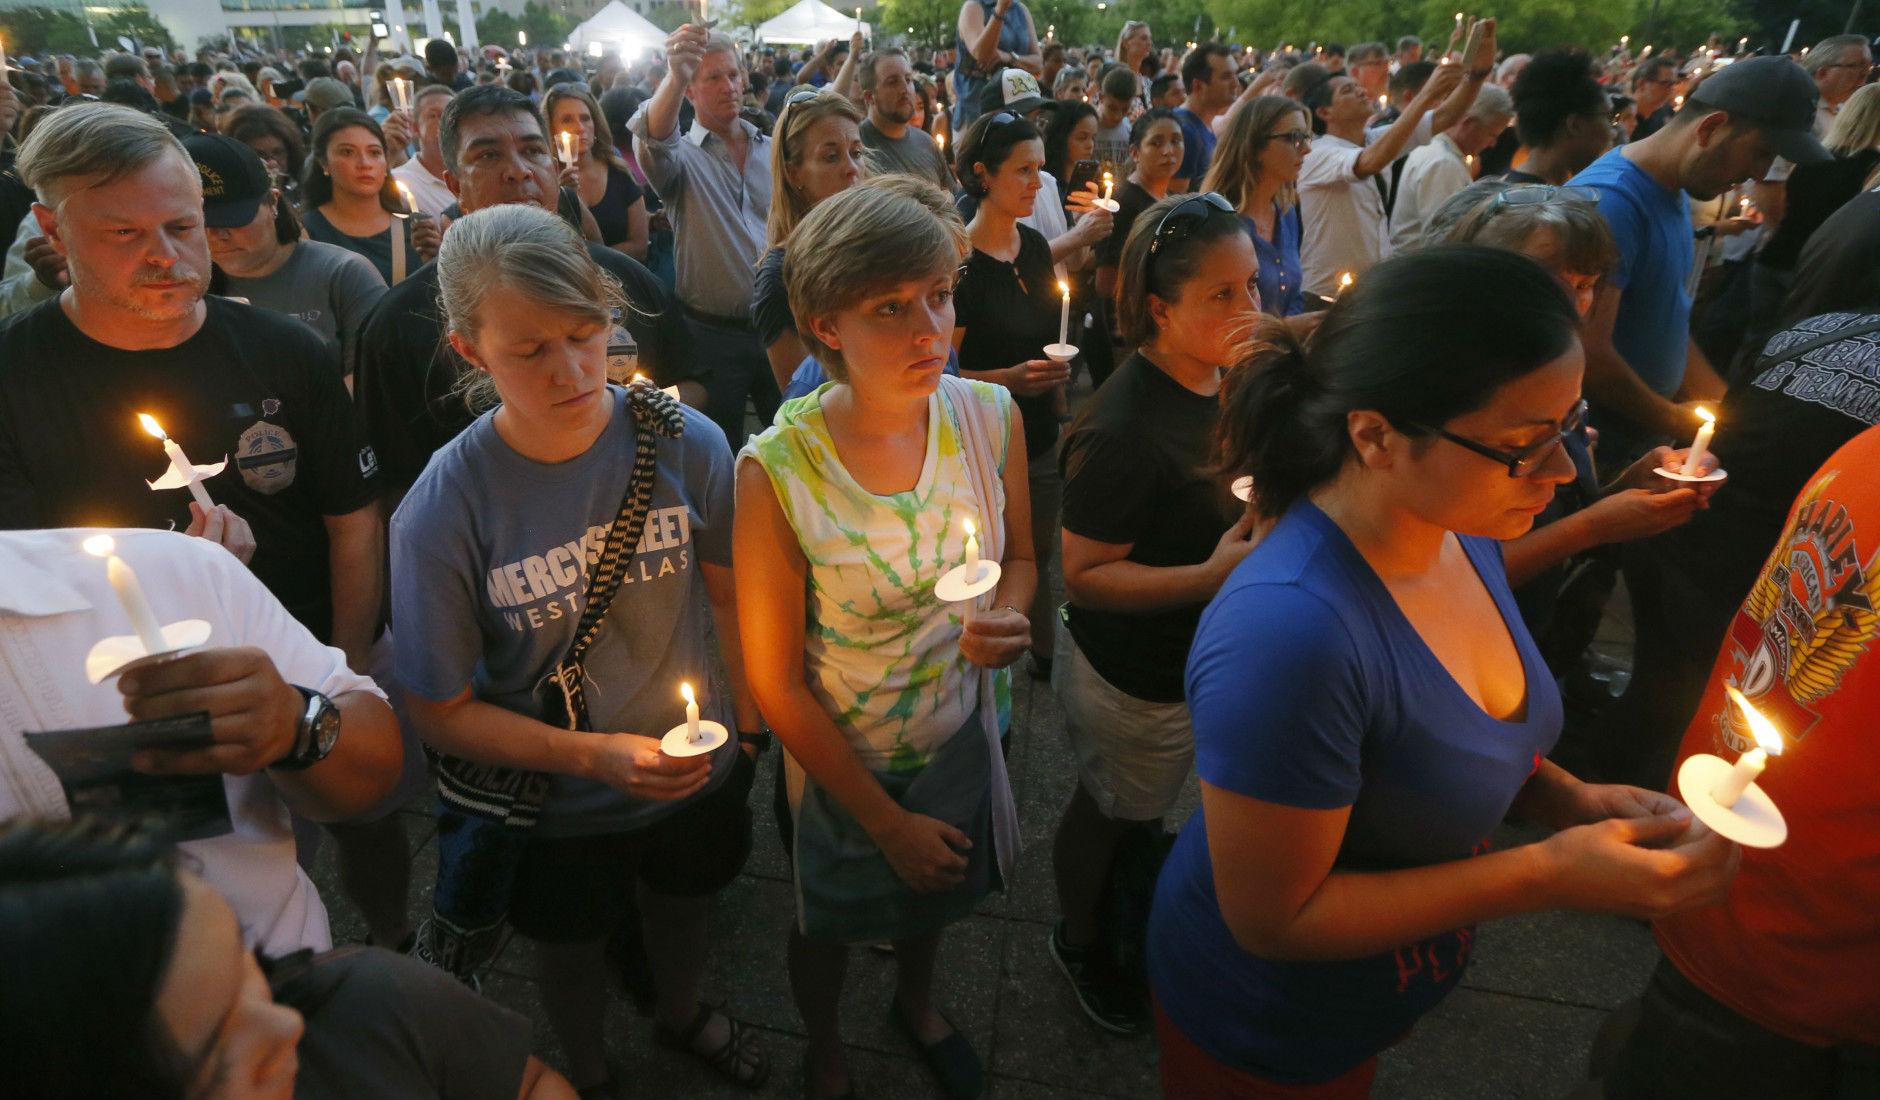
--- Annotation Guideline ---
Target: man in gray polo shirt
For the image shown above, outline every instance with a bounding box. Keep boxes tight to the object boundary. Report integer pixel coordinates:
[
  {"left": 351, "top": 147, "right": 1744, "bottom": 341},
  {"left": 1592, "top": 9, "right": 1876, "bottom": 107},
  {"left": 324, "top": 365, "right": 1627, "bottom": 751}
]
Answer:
[
  {"left": 629, "top": 24, "right": 777, "bottom": 447},
  {"left": 858, "top": 47, "right": 953, "bottom": 190}
]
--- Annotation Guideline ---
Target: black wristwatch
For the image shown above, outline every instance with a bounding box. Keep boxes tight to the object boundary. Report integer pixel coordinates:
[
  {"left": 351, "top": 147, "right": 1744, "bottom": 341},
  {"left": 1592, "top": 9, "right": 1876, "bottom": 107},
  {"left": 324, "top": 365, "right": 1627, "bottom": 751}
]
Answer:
[
  {"left": 274, "top": 687, "right": 341, "bottom": 771},
  {"left": 737, "top": 727, "right": 774, "bottom": 754}
]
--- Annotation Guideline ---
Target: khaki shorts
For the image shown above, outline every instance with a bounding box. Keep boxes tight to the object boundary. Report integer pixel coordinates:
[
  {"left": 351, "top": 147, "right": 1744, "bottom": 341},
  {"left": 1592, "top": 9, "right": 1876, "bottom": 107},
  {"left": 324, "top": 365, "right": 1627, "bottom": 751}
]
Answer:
[{"left": 1052, "top": 629, "right": 1194, "bottom": 821}]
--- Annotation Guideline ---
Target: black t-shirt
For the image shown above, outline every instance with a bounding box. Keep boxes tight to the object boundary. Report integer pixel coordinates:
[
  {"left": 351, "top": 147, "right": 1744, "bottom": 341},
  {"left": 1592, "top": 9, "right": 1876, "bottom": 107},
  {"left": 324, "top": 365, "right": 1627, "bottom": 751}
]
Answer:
[
  {"left": 268, "top": 946, "right": 532, "bottom": 1100},
  {"left": 352, "top": 242, "right": 699, "bottom": 494},
  {"left": 954, "top": 224, "right": 1062, "bottom": 459},
  {"left": 1760, "top": 150, "right": 1880, "bottom": 273},
  {"left": 751, "top": 244, "right": 793, "bottom": 350},
  {"left": 0, "top": 298, "right": 378, "bottom": 640},
  {"left": 1631, "top": 104, "right": 1673, "bottom": 142},
  {"left": 0, "top": 153, "right": 34, "bottom": 254},
  {"left": 1648, "top": 312, "right": 1880, "bottom": 646},
  {"left": 1478, "top": 125, "right": 1521, "bottom": 177},
  {"left": 1782, "top": 191, "right": 1880, "bottom": 326},
  {"left": 587, "top": 163, "right": 646, "bottom": 248},
  {"left": 1096, "top": 181, "right": 1158, "bottom": 270},
  {"left": 1059, "top": 353, "right": 1236, "bottom": 702}
]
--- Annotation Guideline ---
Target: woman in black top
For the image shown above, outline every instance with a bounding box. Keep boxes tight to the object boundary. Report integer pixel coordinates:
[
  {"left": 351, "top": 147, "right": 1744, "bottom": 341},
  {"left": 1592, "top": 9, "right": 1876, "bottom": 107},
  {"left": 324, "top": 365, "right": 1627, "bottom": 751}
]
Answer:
[
  {"left": 954, "top": 110, "right": 1070, "bottom": 675},
  {"left": 1735, "top": 85, "right": 1880, "bottom": 381},
  {"left": 1048, "top": 192, "right": 1261, "bottom": 1034},
  {"left": 300, "top": 108, "right": 434, "bottom": 285},
  {"left": 546, "top": 83, "right": 649, "bottom": 262},
  {"left": 1094, "top": 107, "right": 1183, "bottom": 303}
]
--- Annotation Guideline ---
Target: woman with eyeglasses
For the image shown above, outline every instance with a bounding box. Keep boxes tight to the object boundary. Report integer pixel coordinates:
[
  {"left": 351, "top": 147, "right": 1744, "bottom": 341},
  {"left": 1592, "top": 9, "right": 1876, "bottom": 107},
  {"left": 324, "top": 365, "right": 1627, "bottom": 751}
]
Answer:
[
  {"left": 737, "top": 181, "right": 1034, "bottom": 1100},
  {"left": 1149, "top": 247, "right": 1740, "bottom": 1098},
  {"left": 752, "top": 88, "right": 866, "bottom": 393},
  {"left": 1201, "top": 94, "right": 1312, "bottom": 317},
  {"left": 1093, "top": 107, "right": 1184, "bottom": 305},
  {"left": 545, "top": 83, "right": 651, "bottom": 263},
  {"left": 954, "top": 109, "right": 1071, "bottom": 680},
  {"left": 1049, "top": 193, "right": 1259, "bottom": 1036}
]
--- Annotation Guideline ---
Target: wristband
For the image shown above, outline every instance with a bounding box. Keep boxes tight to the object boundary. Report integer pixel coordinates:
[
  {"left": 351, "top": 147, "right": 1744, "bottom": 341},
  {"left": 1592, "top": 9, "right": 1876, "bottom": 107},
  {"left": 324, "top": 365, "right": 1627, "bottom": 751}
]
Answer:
[{"left": 1467, "top": 67, "right": 1492, "bottom": 81}]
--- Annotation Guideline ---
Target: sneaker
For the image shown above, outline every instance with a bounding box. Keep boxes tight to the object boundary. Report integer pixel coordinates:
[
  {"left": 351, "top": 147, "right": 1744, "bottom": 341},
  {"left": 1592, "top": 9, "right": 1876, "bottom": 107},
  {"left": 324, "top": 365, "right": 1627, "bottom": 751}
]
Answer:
[{"left": 1047, "top": 922, "right": 1148, "bottom": 1035}]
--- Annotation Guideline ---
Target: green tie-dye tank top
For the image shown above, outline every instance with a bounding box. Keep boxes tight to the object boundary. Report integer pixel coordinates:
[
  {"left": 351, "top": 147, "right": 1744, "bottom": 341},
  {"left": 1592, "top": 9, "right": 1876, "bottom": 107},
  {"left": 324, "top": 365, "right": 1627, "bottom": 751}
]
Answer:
[{"left": 741, "top": 377, "right": 1015, "bottom": 773}]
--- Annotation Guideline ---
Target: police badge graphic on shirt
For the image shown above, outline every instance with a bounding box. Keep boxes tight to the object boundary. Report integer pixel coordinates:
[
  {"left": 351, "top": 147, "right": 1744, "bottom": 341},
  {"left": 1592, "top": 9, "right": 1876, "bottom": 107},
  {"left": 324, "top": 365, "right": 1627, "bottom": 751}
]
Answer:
[
  {"left": 1725, "top": 469, "right": 1880, "bottom": 749},
  {"left": 235, "top": 418, "right": 299, "bottom": 494}
]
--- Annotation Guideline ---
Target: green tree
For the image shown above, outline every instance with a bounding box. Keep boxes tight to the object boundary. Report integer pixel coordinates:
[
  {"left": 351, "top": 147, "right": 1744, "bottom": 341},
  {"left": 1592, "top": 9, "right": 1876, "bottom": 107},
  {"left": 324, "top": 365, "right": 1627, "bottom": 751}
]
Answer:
[
  {"left": 880, "top": 0, "right": 956, "bottom": 46},
  {"left": 98, "top": 4, "right": 175, "bottom": 50},
  {"left": 0, "top": 6, "right": 98, "bottom": 55}
]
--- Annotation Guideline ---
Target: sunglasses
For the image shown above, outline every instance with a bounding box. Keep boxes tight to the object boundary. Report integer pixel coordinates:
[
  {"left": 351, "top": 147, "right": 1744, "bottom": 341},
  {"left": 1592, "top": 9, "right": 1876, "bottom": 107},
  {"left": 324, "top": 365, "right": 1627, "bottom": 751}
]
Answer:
[
  {"left": 783, "top": 85, "right": 824, "bottom": 107},
  {"left": 1406, "top": 399, "right": 1587, "bottom": 478},
  {"left": 1149, "top": 192, "right": 1235, "bottom": 257},
  {"left": 1486, "top": 184, "right": 1600, "bottom": 213}
]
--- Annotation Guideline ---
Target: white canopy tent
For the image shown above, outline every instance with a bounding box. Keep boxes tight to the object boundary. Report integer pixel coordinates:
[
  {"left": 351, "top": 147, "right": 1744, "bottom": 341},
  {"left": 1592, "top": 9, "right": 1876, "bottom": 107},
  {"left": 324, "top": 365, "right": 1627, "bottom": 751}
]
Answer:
[
  {"left": 757, "top": 0, "right": 869, "bottom": 45},
  {"left": 568, "top": 1, "right": 668, "bottom": 55}
]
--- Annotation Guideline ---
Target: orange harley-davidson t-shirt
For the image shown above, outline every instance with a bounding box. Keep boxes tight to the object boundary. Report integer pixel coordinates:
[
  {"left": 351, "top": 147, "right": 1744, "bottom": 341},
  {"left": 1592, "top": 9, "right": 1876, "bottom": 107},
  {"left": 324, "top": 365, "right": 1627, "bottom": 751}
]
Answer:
[{"left": 1655, "top": 426, "right": 1880, "bottom": 1047}]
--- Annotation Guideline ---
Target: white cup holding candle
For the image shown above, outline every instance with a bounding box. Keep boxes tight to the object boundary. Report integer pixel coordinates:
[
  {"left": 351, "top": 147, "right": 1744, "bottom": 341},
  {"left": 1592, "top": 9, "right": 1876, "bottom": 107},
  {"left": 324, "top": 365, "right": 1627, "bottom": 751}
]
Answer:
[
  {"left": 1676, "top": 685, "right": 1788, "bottom": 847},
  {"left": 1655, "top": 405, "right": 1727, "bottom": 483},
  {"left": 81, "top": 534, "right": 213, "bottom": 683},
  {"left": 1094, "top": 171, "right": 1120, "bottom": 213},
  {"left": 662, "top": 680, "right": 728, "bottom": 757},
  {"left": 138, "top": 413, "right": 226, "bottom": 511},
  {"left": 936, "top": 517, "right": 1001, "bottom": 624}
]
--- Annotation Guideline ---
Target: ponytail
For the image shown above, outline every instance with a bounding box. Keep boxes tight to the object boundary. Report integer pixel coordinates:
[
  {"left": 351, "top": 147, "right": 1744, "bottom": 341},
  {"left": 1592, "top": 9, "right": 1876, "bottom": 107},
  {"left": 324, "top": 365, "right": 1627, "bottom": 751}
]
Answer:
[{"left": 1215, "top": 246, "right": 1582, "bottom": 520}]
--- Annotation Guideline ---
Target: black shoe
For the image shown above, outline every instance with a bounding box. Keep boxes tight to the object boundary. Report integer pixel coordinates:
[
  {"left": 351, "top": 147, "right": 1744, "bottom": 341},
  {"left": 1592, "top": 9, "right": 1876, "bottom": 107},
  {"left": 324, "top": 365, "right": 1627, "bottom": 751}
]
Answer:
[{"left": 1047, "top": 922, "right": 1148, "bottom": 1035}]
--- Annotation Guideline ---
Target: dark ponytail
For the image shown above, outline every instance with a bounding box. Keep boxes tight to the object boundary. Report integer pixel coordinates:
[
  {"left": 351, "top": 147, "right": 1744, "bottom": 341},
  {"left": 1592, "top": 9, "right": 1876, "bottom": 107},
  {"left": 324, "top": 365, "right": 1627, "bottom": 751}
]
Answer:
[{"left": 1217, "top": 245, "right": 1582, "bottom": 519}]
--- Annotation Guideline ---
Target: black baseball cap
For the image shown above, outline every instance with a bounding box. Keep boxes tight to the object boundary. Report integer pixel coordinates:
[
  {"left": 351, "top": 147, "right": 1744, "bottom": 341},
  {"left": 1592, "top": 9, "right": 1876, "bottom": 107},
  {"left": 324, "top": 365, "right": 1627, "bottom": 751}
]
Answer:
[
  {"left": 184, "top": 133, "right": 273, "bottom": 228},
  {"left": 1687, "top": 56, "right": 1830, "bottom": 165}
]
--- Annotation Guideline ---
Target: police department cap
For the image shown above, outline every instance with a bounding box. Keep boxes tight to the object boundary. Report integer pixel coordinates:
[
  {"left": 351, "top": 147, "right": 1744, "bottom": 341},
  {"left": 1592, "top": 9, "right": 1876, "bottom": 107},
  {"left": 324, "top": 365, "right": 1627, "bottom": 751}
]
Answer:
[
  {"left": 1687, "top": 56, "right": 1831, "bottom": 165},
  {"left": 184, "top": 132, "right": 273, "bottom": 228}
]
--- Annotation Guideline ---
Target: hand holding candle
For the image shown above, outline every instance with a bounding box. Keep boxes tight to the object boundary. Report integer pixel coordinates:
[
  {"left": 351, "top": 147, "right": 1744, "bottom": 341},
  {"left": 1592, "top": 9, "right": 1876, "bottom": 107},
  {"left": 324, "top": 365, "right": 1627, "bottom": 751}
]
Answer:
[
  {"left": 661, "top": 679, "right": 726, "bottom": 756},
  {"left": 1675, "top": 684, "right": 1789, "bottom": 847}
]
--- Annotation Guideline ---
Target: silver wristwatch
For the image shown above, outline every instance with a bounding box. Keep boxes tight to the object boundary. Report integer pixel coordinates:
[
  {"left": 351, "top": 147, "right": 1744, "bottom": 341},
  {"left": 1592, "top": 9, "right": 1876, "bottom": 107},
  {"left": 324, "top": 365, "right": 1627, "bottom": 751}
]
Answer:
[{"left": 274, "top": 687, "right": 341, "bottom": 771}]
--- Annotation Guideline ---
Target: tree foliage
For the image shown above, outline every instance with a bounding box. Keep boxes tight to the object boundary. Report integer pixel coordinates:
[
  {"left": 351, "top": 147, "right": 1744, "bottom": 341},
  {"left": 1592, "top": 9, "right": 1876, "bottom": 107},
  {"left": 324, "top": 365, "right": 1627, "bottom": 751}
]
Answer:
[{"left": 880, "top": 0, "right": 957, "bottom": 46}]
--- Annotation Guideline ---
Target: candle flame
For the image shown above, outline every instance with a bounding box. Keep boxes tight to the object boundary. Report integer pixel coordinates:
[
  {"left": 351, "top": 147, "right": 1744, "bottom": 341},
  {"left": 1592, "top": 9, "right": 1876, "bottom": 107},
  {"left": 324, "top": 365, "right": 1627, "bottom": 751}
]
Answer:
[
  {"left": 935, "top": 132, "right": 946, "bottom": 150},
  {"left": 137, "top": 413, "right": 167, "bottom": 440},
  {"left": 1058, "top": 280, "right": 1070, "bottom": 297},
  {"left": 83, "top": 534, "right": 115, "bottom": 557},
  {"left": 680, "top": 681, "right": 696, "bottom": 706},
  {"left": 1337, "top": 272, "right": 1353, "bottom": 290},
  {"left": 963, "top": 517, "right": 976, "bottom": 538},
  {"left": 1725, "top": 685, "right": 1783, "bottom": 755},
  {"left": 1694, "top": 406, "right": 1715, "bottom": 425}
]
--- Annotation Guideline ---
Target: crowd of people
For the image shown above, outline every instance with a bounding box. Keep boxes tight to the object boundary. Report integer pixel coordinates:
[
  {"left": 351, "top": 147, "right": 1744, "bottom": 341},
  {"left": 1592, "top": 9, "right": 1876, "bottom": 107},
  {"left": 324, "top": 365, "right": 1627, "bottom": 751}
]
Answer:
[{"left": 0, "top": 5, "right": 1877, "bottom": 1099}]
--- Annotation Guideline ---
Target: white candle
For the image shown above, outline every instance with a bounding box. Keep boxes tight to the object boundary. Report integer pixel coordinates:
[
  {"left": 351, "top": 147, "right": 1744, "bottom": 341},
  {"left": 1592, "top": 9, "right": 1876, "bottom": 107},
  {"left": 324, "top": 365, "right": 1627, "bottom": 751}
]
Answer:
[
  {"left": 963, "top": 517, "right": 980, "bottom": 579},
  {"left": 1682, "top": 406, "right": 1715, "bottom": 476},
  {"left": 1102, "top": 171, "right": 1114, "bottom": 201},
  {"left": 1738, "top": 196, "right": 1752, "bottom": 218},
  {"left": 1335, "top": 271, "right": 1354, "bottom": 298},
  {"left": 84, "top": 535, "right": 166, "bottom": 655},
  {"left": 1057, "top": 281, "right": 1071, "bottom": 347},
  {"left": 1713, "top": 686, "right": 1784, "bottom": 808},
  {"left": 138, "top": 414, "right": 214, "bottom": 511},
  {"left": 854, "top": 6, "right": 862, "bottom": 31},
  {"left": 518, "top": 30, "right": 527, "bottom": 46},
  {"left": 557, "top": 130, "right": 577, "bottom": 166},
  {"left": 1641, "top": 44, "right": 1653, "bottom": 58},
  {"left": 935, "top": 131, "right": 946, "bottom": 154},
  {"left": 390, "top": 77, "right": 413, "bottom": 112},
  {"left": 681, "top": 681, "right": 700, "bottom": 742},
  {"left": 395, "top": 179, "right": 416, "bottom": 216}
]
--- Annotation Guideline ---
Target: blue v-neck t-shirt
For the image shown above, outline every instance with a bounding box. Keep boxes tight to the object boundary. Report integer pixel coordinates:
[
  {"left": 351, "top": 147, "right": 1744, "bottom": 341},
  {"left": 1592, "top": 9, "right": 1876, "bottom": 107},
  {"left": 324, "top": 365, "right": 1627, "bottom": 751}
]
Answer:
[{"left": 1149, "top": 501, "right": 1563, "bottom": 1084}]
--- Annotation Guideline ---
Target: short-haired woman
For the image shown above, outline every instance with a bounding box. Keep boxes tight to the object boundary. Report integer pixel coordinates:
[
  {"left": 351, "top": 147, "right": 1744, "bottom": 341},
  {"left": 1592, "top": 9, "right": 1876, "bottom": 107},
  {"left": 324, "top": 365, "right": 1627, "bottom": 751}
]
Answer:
[
  {"left": 301, "top": 108, "right": 437, "bottom": 284},
  {"left": 393, "top": 204, "right": 768, "bottom": 1095},
  {"left": 546, "top": 82, "right": 651, "bottom": 262},
  {"left": 1049, "top": 193, "right": 1260, "bottom": 1035},
  {"left": 737, "top": 180, "right": 1034, "bottom": 1100},
  {"left": 752, "top": 87, "right": 865, "bottom": 392},
  {"left": 954, "top": 110, "right": 1070, "bottom": 680},
  {"left": 1203, "top": 94, "right": 1313, "bottom": 317},
  {"left": 1148, "top": 247, "right": 1740, "bottom": 1098}
]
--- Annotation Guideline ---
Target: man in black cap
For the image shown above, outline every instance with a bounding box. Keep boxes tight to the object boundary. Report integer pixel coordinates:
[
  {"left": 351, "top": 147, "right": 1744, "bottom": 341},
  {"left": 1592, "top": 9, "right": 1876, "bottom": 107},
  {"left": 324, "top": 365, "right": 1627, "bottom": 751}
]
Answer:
[{"left": 1568, "top": 55, "right": 1829, "bottom": 468}]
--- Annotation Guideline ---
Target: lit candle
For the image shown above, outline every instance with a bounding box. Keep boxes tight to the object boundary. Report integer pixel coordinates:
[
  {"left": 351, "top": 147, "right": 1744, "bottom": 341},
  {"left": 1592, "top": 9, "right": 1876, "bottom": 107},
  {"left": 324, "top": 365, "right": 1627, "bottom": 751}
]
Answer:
[
  {"left": 1673, "top": 94, "right": 1684, "bottom": 109},
  {"left": 1620, "top": 35, "right": 1630, "bottom": 47},
  {"left": 1454, "top": 11, "right": 1464, "bottom": 31},
  {"left": 1641, "top": 44, "right": 1653, "bottom": 58},
  {"left": 1057, "top": 281, "right": 1071, "bottom": 347},
  {"left": 1377, "top": 94, "right": 1389, "bottom": 111},
  {"left": 1713, "top": 685, "right": 1783, "bottom": 808},
  {"left": 935, "top": 130, "right": 946, "bottom": 154},
  {"left": 395, "top": 179, "right": 416, "bottom": 217},
  {"left": 1102, "top": 170, "right": 1114, "bottom": 201},
  {"left": 518, "top": 30, "right": 527, "bottom": 46},
  {"left": 963, "top": 517, "right": 980, "bottom": 579},
  {"left": 1738, "top": 195, "right": 1752, "bottom": 217},
  {"left": 84, "top": 535, "right": 166, "bottom": 655},
  {"left": 1682, "top": 406, "right": 1715, "bottom": 476},
  {"left": 1335, "top": 271, "right": 1354, "bottom": 298},
  {"left": 854, "top": 6, "right": 862, "bottom": 30},
  {"left": 390, "top": 76, "right": 413, "bottom": 112},
  {"left": 137, "top": 413, "right": 215, "bottom": 511},
  {"left": 681, "top": 681, "right": 700, "bottom": 742},
  {"left": 557, "top": 130, "right": 577, "bottom": 166}
]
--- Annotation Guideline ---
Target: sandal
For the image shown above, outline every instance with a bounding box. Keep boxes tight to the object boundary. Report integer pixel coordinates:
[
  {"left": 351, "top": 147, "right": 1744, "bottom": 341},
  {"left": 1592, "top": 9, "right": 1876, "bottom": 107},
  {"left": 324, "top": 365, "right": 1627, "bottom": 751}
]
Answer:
[
  {"left": 891, "top": 1004, "right": 983, "bottom": 1100},
  {"left": 654, "top": 1002, "right": 771, "bottom": 1090}
]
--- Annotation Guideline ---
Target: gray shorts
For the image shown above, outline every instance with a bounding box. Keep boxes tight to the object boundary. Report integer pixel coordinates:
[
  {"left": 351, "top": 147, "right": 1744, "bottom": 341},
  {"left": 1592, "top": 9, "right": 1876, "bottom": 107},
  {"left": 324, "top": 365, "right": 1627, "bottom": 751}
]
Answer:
[{"left": 1052, "top": 630, "right": 1194, "bottom": 821}]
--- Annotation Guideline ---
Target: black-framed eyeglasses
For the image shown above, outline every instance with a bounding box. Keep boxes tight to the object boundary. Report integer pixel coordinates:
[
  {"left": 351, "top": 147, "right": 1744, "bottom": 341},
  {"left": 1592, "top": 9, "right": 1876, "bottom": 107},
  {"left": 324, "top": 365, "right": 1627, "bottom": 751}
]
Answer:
[
  {"left": 1148, "top": 191, "right": 1234, "bottom": 256},
  {"left": 1486, "top": 184, "right": 1600, "bottom": 214},
  {"left": 1265, "top": 128, "right": 1312, "bottom": 149},
  {"left": 1406, "top": 399, "right": 1587, "bottom": 478}
]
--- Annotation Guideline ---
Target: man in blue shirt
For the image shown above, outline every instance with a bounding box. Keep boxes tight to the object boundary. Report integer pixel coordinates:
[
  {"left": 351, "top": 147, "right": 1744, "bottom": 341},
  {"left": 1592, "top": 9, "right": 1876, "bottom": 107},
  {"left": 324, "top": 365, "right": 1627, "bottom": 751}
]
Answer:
[
  {"left": 1171, "top": 43, "right": 1237, "bottom": 193},
  {"left": 1569, "top": 56, "right": 1828, "bottom": 466}
]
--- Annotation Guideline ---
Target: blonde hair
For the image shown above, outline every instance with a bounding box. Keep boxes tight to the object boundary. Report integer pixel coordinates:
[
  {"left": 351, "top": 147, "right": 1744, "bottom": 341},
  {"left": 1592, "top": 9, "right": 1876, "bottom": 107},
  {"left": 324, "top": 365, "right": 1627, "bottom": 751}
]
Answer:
[
  {"left": 764, "top": 89, "right": 865, "bottom": 249},
  {"left": 16, "top": 102, "right": 188, "bottom": 209},
  {"left": 1825, "top": 83, "right": 1880, "bottom": 157},
  {"left": 1201, "top": 95, "right": 1304, "bottom": 215},
  {"left": 437, "top": 204, "right": 627, "bottom": 411},
  {"left": 783, "top": 175, "right": 968, "bottom": 382}
]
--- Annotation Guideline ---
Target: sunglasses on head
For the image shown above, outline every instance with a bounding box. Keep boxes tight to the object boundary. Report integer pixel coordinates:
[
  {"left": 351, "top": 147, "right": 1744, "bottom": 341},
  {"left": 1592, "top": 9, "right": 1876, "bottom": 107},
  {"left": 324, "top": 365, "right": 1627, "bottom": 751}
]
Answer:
[
  {"left": 1486, "top": 184, "right": 1600, "bottom": 214},
  {"left": 1149, "top": 192, "right": 1235, "bottom": 256},
  {"left": 783, "top": 85, "right": 824, "bottom": 107}
]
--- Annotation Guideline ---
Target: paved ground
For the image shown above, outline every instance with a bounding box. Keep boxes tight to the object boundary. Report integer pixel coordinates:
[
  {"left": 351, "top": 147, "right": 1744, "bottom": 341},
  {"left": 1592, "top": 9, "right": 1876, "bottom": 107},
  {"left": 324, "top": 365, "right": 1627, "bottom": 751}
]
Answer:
[{"left": 312, "top": 621, "right": 1656, "bottom": 1100}]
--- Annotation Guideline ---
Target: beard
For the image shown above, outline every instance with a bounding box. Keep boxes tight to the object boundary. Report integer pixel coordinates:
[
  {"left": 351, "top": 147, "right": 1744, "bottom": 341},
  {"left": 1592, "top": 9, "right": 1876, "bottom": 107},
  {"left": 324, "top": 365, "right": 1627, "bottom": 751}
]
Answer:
[
  {"left": 875, "top": 99, "right": 915, "bottom": 126},
  {"left": 114, "top": 261, "right": 209, "bottom": 321}
]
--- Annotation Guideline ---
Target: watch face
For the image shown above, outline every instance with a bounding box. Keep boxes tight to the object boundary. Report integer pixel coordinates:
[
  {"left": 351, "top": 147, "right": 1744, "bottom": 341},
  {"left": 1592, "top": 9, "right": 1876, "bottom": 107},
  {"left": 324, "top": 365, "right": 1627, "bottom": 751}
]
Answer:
[{"left": 312, "top": 702, "right": 341, "bottom": 754}]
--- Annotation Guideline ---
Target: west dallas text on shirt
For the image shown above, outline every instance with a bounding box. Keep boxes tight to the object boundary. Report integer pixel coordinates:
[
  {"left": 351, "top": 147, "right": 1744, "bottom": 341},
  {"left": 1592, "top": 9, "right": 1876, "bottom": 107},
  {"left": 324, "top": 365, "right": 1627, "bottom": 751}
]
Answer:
[{"left": 483, "top": 506, "right": 692, "bottom": 629}]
